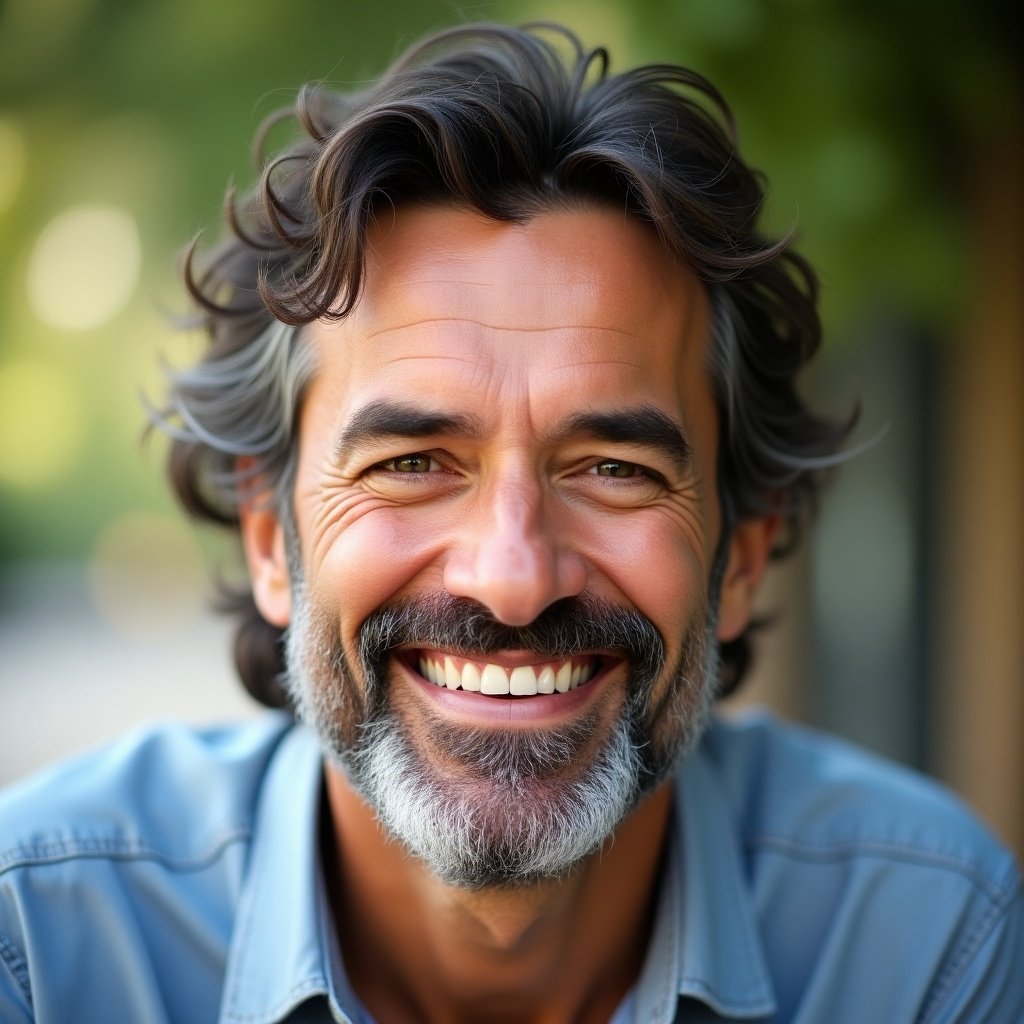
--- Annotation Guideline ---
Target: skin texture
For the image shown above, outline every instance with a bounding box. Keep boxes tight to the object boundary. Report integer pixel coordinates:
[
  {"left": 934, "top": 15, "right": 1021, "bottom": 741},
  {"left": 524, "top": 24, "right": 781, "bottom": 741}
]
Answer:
[{"left": 241, "top": 205, "right": 775, "bottom": 1023}]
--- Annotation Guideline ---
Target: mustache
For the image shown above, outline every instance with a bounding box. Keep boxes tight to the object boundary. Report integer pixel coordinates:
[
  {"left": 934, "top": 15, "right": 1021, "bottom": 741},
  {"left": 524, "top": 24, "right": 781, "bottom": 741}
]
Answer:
[{"left": 356, "top": 592, "right": 666, "bottom": 685}]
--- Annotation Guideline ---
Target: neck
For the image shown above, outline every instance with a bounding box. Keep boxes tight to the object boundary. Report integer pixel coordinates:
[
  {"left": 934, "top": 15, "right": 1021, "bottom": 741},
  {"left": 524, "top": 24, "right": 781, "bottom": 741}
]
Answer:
[{"left": 322, "top": 766, "right": 673, "bottom": 1024}]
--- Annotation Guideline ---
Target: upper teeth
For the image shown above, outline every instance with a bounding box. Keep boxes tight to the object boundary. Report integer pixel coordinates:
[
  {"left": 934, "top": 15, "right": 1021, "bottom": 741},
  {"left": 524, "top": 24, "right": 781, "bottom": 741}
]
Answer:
[{"left": 417, "top": 656, "right": 597, "bottom": 696}]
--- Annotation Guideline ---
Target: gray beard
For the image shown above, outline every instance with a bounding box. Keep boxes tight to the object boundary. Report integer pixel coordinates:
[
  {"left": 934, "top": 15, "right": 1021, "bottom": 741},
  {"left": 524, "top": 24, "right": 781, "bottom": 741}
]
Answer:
[{"left": 282, "top": 587, "right": 720, "bottom": 890}]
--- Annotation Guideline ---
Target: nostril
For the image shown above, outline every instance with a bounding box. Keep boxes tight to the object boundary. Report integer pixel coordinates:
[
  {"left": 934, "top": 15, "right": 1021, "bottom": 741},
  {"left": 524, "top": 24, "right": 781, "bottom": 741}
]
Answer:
[{"left": 442, "top": 549, "right": 586, "bottom": 627}]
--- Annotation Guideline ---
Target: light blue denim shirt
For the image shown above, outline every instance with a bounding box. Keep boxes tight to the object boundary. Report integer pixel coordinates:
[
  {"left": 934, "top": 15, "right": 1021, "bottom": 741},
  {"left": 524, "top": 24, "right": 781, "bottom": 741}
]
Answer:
[{"left": 0, "top": 711, "right": 1020, "bottom": 1022}]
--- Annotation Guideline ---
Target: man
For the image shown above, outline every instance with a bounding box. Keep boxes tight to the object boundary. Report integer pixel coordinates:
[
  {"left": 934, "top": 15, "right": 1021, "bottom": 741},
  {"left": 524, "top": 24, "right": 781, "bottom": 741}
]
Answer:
[{"left": 0, "top": 22, "right": 1020, "bottom": 1024}]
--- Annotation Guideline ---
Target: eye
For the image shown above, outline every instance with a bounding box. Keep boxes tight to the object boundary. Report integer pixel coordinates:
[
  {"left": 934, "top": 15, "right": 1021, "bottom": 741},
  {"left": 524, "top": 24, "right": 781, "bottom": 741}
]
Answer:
[
  {"left": 376, "top": 453, "right": 440, "bottom": 474},
  {"left": 578, "top": 457, "right": 668, "bottom": 504},
  {"left": 592, "top": 459, "right": 646, "bottom": 479}
]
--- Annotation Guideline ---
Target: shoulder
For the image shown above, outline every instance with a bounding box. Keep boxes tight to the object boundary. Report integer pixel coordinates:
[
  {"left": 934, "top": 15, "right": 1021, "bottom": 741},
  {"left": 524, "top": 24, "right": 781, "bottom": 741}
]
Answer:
[
  {"left": 0, "top": 714, "right": 301, "bottom": 1021},
  {"left": 0, "top": 713, "right": 294, "bottom": 874},
  {"left": 698, "top": 711, "right": 1024, "bottom": 1022},
  {"left": 702, "top": 710, "right": 1016, "bottom": 886}
]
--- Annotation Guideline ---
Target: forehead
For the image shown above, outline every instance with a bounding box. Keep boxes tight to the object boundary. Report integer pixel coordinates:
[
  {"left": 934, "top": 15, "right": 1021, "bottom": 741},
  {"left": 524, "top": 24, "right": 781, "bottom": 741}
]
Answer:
[{"left": 305, "top": 204, "right": 713, "bottom": 425}]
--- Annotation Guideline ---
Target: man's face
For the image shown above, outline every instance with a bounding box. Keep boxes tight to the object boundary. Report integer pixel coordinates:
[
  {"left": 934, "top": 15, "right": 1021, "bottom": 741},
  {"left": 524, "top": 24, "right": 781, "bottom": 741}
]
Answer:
[{"left": 246, "top": 204, "right": 764, "bottom": 887}]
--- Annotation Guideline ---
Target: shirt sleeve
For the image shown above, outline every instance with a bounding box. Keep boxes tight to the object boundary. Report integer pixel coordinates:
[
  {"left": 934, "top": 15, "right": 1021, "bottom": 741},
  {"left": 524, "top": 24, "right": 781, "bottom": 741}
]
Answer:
[{"left": 925, "top": 876, "right": 1024, "bottom": 1024}]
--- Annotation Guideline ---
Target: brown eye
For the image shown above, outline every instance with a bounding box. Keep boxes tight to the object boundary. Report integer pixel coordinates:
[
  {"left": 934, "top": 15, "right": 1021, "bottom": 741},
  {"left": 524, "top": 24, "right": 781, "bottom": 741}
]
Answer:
[
  {"left": 393, "top": 454, "right": 435, "bottom": 473},
  {"left": 595, "top": 460, "right": 640, "bottom": 478}
]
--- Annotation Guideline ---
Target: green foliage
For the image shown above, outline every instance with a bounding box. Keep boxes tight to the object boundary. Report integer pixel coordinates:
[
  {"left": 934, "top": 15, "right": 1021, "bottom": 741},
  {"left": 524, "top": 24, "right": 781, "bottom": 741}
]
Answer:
[{"left": 613, "top": 0, "right": 1019, "bottom": 324}]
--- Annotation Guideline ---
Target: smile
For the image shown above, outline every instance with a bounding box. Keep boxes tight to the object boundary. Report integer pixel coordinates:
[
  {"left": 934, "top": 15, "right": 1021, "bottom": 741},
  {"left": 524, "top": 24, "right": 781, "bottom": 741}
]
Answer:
[{"left": 415, "top": 653, "right": 603, "bottom": 696}]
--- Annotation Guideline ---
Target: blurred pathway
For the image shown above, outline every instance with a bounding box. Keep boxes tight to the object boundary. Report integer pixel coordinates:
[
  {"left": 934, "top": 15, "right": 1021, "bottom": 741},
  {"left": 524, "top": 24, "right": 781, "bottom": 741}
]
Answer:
[{"left": 0, "top": 562, "right": 259, "bottom": 784}]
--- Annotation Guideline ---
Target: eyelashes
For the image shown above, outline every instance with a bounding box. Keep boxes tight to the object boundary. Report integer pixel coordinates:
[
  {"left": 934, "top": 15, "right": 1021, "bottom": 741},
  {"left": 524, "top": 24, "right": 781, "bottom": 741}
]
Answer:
[
  {"left": 588, "top": 459, "right": 664, "bottom": 484},
  {"left": 373, "top": 453, "right": 443, "bottom": 474}
]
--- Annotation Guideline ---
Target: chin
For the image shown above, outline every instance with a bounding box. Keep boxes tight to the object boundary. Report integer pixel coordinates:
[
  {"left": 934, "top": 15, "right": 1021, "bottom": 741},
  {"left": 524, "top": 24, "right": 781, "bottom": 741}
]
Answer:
[{"left": 342, "top": 703, "right": 649, "bottom": 889}]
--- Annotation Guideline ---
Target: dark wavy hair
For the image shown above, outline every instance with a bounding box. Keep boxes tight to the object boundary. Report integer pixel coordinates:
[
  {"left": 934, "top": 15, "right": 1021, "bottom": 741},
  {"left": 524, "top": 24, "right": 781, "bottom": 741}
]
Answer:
[{"left": 158, "top": 22, "right": 854, "bottom": 708}]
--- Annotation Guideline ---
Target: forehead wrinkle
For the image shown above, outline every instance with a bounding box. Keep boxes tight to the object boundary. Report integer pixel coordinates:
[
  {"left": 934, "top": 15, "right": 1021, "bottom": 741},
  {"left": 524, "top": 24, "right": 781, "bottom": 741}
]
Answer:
[
  {"left": 371, "top": 353, "right": 485, "bottom": 368},
  {"left": 363, "top": 317, "right": 639, "bottom": 342},
  {"left": 547, "top": 357, "right": 647, "bottom": 372}
]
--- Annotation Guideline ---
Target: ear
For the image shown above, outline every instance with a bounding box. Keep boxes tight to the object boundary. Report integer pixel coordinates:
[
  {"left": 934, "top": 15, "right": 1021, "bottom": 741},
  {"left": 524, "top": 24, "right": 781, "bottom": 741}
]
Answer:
[
  {"left": 239, "top": 494, "right": 292, "bottom": 628},
  {"left": 716, "top": 515, "right": 779, "bottom": 642}
]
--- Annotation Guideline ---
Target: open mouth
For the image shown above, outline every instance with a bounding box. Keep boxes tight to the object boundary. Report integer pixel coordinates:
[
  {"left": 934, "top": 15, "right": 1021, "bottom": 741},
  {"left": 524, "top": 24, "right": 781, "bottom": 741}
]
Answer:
[{"left": 410, "top": 653, "right": 609, "bottom": 697}]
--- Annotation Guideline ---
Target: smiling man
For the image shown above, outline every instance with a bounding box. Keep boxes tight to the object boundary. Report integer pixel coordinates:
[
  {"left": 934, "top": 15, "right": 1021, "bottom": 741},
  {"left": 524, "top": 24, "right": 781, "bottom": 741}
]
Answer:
[
  {"left": 261, "top": 206, "right": 739, "bottom": 906},
  {"left": 1, "top": 23, "right": 1021, "bottom": 1024}
]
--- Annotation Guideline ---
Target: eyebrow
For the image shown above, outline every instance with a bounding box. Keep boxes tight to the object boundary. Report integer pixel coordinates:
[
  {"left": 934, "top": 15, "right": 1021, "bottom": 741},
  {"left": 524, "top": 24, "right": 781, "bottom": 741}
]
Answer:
[
  {"left": 556, "top": 407, "right": 693, "bottom": 474},
  {"left": 333, "top": 399, "right": 693, "bottom": 474},
  {"left": 334, "top": 400, "right": 482, "bottom": 462}
]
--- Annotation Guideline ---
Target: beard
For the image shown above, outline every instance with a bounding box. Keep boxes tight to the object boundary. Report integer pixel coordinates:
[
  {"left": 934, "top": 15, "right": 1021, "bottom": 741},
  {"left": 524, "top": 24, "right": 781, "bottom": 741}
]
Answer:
[{"left": 282, "top": 582, "right": 721, "bottom": 890}]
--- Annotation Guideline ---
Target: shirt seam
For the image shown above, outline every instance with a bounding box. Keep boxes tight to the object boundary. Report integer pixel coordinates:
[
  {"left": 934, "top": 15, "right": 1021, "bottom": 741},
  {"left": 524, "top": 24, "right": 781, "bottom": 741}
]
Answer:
[
  {"left": 917, "top": 872, "right": 1022, "bottom": 1024},
  {"left": 746, "top": 833, "right": 1015, "bottom": 904},
  {"left": 0, "top": 828, "right": 252, "bottom": 875},
  {"left": 0, "top": 933, "right": 31, "bottom": 1004}
]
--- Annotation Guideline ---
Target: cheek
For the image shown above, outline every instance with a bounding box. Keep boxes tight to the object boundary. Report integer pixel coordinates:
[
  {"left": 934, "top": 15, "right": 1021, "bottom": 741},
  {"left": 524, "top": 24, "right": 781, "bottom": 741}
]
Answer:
[
  {"left": 576, "top": 512, "right": 710, "bottom": 638},
  {"left": 309, "top": 508, "right": 449, "bottom": 630}
]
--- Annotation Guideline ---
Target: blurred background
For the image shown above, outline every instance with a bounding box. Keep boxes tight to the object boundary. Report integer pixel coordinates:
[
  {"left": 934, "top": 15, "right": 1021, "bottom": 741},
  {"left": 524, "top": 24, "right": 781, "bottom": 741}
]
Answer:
[{"left": 1, "top": 0, "right": 1021, "bottom": 857}]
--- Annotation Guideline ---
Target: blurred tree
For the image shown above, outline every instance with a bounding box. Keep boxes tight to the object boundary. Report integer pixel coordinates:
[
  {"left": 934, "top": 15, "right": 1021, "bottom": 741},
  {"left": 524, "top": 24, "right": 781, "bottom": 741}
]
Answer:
[{"left": 601, "top": 0, "right": 1023, "bottom": 323}]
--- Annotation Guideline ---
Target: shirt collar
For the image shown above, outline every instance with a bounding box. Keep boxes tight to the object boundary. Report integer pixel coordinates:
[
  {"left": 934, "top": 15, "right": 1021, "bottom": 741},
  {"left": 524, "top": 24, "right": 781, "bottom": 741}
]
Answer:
[
  {"left": 219, "top": 722, "right": 358, "bottom": 1023},
  {"left": 632, "top": 727, "right": 777, "bottom": 1021}
]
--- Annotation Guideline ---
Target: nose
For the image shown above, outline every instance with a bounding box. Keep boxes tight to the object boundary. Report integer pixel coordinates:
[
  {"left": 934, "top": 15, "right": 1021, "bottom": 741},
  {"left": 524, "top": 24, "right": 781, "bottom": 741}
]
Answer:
[{"left": 442, "top": 476, "right": 586, "bottom": 626}]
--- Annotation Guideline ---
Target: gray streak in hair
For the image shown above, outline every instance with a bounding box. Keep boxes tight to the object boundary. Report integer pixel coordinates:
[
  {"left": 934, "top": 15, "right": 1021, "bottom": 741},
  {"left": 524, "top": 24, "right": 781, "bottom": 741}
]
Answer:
[{"left": 156, "top": 320, "right": 314, "bottom": 507}]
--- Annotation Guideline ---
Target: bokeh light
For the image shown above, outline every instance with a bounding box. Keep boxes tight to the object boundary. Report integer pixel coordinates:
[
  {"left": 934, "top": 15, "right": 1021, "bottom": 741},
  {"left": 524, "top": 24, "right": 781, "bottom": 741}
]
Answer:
[
  {"left": 26, "top": 204, "right": 141, "bottom": 331},
  {"left": 0, "top": 359, "right": 84, "bottom": 488}
]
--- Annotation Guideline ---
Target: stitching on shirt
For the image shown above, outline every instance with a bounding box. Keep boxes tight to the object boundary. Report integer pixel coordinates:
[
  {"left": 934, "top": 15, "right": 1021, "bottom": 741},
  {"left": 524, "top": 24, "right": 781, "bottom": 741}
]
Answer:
[
  {"left": 916, "top": 873, "right": 1021, "bottom": 1024},
  {"left": 0, "top": 933, "right": 31, "bottom": 1003},
  {"left": 0, "top": 828, "right": 252, "bottom": 875},
  {"left": 745, "top": 834, "right": 1014, "bottom": 904}
]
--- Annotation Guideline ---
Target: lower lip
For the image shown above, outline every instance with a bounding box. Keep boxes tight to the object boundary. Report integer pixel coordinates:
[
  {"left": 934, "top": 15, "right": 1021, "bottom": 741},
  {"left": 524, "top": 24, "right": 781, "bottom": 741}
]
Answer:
[{"left": 397, "top": 658, "right": 624, "bottom": 726}]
